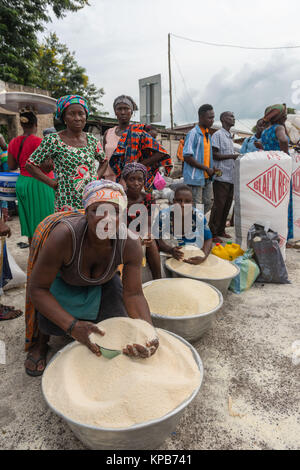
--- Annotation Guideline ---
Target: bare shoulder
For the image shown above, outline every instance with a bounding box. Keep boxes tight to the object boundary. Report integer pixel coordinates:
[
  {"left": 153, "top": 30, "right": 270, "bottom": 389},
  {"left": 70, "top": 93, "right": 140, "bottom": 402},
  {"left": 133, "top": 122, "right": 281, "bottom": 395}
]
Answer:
[
  {"left": 123, "top": 234, "right": 143, "bottom": 265},
  {"left": 38, "top": 221, "right": 73, "bottom": 264}
]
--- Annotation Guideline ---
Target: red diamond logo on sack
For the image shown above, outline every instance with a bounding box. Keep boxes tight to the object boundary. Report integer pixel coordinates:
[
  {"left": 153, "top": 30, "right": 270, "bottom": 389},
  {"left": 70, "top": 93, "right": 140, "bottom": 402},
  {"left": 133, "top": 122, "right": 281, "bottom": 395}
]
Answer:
[
  {"left": 247, "top": 164, "right": 290, "bottom": 208},
  {"left": 278, "top": 234, "right": 286, "bottom": 247},
  {"left": 292, "top": 167, "right": 300, "bottom": 197}
]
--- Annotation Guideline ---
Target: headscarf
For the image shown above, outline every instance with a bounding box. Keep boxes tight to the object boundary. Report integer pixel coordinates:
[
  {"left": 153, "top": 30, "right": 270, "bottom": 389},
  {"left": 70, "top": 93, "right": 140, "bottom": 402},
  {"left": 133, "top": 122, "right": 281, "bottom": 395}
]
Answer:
[
  {"left": 122, "top": 162, "right": 147, "bottom": 181},
  {"left": 55, "top": 95, "right": 89, "bottom": 121},
  {"left": 263, "top": 104, "right": 287, "bottom": 124},
  {"left": 113, "top": 95, "right": 138, "bottom": 112},
  {"left": 82, "top": 179, "right": 127, "bottom": 211}
]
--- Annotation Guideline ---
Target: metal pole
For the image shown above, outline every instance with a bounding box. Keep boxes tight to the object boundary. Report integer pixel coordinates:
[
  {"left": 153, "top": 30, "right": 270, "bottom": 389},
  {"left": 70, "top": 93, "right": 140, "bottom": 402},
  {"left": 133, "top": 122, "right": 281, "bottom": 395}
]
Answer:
[
  {"left": 146, "top": 83, "right": 151, "bottom": 124},
  {"left": 168, "top": 33, "right": 174, "bottom": 130}
]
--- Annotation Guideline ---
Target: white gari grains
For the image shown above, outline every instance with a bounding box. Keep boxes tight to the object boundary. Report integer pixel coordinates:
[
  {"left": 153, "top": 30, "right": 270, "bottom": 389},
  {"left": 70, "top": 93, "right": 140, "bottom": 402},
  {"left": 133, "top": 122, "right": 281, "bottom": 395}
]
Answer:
[
  {"left": 42, "top": 318, "right": 201, "bottom": 428},
  {"left": 143, "top": 279, "right": 220, "bottom": 317}
]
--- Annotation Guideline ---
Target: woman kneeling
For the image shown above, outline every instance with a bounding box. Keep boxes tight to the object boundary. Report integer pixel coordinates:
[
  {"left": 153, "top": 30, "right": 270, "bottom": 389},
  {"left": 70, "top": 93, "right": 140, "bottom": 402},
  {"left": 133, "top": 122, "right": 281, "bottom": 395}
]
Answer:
[{"left": 24, "top": 180, "right": 158, "bottom": 376}]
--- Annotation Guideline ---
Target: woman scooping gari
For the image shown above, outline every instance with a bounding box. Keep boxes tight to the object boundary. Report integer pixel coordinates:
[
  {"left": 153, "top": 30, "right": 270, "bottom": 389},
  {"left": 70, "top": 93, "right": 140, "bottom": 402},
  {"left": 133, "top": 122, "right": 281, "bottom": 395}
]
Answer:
[{"left": 24, "top": 180, "right": 158, "bottom": 376}]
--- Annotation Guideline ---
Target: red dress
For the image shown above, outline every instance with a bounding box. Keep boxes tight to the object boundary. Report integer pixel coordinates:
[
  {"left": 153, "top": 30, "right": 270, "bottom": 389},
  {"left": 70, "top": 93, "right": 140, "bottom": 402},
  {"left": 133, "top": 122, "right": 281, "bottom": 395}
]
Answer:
[{"left": 8, "top": 135, "right": 54, "bottom": 178}]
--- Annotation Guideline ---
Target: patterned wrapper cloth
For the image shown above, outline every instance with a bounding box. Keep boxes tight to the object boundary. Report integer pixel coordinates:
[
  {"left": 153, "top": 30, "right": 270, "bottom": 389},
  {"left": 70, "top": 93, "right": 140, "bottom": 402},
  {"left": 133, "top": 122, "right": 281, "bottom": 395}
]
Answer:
[{"left": 109, "top": 124, "right": 172, "bottom": 190}]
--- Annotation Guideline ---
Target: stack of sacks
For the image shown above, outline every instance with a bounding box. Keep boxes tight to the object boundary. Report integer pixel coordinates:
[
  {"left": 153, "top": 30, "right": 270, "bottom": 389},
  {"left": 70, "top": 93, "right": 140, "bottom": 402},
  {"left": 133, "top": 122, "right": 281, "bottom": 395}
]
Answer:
[
  {"left": 291, "top": 151, "right": 300, "bottom": 240},
  {"left": 234, "top": 150, "right": 292, "bottom": 259}
]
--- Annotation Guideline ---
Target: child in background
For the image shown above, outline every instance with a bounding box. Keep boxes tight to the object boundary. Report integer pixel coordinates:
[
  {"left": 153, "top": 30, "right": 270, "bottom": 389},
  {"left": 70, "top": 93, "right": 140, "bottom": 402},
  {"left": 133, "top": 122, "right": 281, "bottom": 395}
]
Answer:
[{"left": 156, "top": 184, "right": 212, "bottom": 265}]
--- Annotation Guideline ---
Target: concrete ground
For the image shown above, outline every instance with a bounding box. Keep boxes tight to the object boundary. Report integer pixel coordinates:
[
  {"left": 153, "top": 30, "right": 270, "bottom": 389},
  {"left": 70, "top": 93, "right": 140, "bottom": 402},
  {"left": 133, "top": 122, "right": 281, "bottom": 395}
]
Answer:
[{"left": 0, "top": 217, "right": 299, "bottom": 450}]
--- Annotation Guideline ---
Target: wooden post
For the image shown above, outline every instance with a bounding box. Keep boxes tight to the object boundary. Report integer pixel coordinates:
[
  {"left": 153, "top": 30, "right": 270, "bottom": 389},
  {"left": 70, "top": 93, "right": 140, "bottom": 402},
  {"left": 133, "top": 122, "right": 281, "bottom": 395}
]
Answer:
[{"left": 168, "top": 33, "right": 174, "bottom": 130}]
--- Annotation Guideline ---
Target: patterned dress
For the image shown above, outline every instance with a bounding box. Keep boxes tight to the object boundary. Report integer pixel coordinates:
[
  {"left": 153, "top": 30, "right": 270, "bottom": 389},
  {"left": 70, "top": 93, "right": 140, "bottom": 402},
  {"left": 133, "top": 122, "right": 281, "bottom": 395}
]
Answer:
[
  {"left": 109, "top": 124, "right": 172, "bottom": 191},
  {"left": 28, "top": 133, "right": 105, "bottom": 212}
]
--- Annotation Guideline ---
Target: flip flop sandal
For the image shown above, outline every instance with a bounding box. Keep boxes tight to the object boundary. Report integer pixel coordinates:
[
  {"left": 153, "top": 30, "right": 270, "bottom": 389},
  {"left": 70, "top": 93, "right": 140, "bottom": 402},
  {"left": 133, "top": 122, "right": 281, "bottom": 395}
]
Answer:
[
  {"left": 17, "top": 242, "right": 29, "bottom": 249},
  {"left": 0, "top": 306, "right": 23, "bottom": 321},
  {"left": 25, "top": 352, "right": 48, "bottom": 377}
]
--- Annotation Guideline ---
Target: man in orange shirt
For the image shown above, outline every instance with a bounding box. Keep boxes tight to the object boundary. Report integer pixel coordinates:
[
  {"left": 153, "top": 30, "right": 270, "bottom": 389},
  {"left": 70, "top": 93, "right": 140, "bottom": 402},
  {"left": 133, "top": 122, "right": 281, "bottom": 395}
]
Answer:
[{"left": 182, "top": 104, "right": 216, "bottom": 214}]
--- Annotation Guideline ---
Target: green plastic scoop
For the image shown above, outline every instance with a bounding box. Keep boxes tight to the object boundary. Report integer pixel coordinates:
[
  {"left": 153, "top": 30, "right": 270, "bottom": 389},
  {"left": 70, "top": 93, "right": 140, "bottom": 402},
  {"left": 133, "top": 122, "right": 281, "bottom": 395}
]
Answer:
[{"left": 99, "top": 346, "right": 122, "bottom": 359}]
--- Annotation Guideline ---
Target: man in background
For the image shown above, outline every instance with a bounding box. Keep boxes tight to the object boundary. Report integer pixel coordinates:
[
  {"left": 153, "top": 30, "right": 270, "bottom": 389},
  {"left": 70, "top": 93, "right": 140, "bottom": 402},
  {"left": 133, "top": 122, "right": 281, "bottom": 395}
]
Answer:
[
  {"left": 182, "top": 104, "right": 216, "bottom": 214},
  {"left": 240, "top": 119, "right": 266, "bottom": 154},
  {"left": 209, "top": 111, "right": 240, "bottom": 242}
]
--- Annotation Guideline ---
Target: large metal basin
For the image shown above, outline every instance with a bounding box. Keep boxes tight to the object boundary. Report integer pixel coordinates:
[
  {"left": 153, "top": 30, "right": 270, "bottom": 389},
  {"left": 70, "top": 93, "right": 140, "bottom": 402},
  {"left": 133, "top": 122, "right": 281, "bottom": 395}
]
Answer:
[
  {"left": 143, "top": 279, "right": 223, "bottom": 342},
  {"left": 165, "top": 258, "right": 240, "bottom": 297},
  {"left": 42, "top": 331, "right": 203, "bottom": 450}
]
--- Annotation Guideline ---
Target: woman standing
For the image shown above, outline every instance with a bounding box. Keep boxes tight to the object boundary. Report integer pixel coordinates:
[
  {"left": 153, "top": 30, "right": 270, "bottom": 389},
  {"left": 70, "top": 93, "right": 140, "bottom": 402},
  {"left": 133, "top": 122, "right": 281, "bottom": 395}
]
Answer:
[
  {"left": 103, "top": 95, "right": 138, "bottom": 182},
  {"left": 110, "top": 124, "right": 172, "bottom": 192},
  {"left": 261, "top": 104, "right": 293, "bottom": 243},
  {"left": 25, "top": 95, "right": 107, "bottom": 212},
  {"left": 7, "top": 110, "right": 55, "bottom": 245}
]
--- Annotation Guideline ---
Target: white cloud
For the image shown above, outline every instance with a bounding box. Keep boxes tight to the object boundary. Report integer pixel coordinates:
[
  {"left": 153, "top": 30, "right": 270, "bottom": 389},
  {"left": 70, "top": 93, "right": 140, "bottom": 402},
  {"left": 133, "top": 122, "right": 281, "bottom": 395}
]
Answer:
[{"left": 44, "top": 0, "right": 300, "bottom": 125}]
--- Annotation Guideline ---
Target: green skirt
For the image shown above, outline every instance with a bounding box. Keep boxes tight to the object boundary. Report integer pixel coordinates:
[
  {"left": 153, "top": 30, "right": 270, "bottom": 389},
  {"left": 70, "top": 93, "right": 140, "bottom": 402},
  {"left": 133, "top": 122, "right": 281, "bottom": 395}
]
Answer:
[{"left": 16, "top": 175, "right": 55, "bottom": 238}]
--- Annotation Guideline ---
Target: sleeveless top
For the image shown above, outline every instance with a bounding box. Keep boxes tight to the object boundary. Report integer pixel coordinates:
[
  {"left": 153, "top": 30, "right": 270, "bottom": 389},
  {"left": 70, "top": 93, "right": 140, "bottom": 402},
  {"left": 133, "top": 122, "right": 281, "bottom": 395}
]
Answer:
[
  {"left": 104, "top": 127, "right": 121, "bottom": 180},
  {"left": 261, "top": 124, "right": 284, "bottom": 151},
  {"left": 59, "top": 214, "right": 126, "bottom": 286}
]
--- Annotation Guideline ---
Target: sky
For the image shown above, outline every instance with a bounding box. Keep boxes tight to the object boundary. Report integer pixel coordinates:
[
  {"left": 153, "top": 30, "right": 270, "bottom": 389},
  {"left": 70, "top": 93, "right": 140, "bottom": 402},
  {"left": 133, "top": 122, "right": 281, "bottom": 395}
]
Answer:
[{"left": 43, "top": 0, "right": 300, "bottom": 130}]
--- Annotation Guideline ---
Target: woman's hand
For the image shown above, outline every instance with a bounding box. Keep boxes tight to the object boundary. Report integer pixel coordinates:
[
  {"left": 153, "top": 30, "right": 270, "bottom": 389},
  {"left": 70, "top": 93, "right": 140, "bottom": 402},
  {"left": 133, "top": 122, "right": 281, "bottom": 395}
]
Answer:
[
  {"left": 71, "top": 321, "right": 105, "bottom": 357},
  {"left": 97, "top": 158, "right": 109, "bottom": 179},
  {"left": 40, "top": 159, "right": 54, "bottom": 174},
  {"left": 123, "top": 337, "right": 159, "bottom": 359},
  {"left": 171, "top": 246, "right": 184, "bottom": 260},
  {"left": 183, "top": 255, "right": 206, "bottom": 265},
  {"left": 51, "top": 179, "right": 59, "bottom": 191}
]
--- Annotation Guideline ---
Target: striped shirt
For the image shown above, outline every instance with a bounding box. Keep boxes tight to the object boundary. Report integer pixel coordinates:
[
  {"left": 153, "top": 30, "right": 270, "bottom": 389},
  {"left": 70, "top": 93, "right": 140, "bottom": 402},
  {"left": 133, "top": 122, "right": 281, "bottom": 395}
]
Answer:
[{"left": 211, "top": 128, "right": 235, "bottom": 184}]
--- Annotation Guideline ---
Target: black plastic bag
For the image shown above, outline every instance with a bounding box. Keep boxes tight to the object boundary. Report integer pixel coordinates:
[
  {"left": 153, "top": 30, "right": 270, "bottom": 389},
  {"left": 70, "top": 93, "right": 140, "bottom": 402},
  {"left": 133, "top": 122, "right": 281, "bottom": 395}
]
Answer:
[{"left": 247, "top": 224, "right": 290, "bottom": 284}]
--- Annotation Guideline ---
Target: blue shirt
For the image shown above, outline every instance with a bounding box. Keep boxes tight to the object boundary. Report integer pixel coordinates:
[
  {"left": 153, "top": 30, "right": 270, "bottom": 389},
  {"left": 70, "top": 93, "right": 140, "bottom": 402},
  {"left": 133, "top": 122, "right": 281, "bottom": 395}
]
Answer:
[
  {"left": 182, "top": 125, "right": 213, "bottom": 187},
  {"left": 155, "top": 206, "right": 212, "bottom": 249},
  {"left": 240, "top": 135, "right": 260, "bottom": 154}
]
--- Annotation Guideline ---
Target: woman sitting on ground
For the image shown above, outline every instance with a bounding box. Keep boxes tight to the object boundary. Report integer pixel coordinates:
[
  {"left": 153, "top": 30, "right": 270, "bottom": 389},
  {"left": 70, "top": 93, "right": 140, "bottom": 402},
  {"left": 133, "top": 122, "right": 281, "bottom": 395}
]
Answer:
[
  {"left": 122, "top": 162, "right": 161, "bottom": 279},
  {"left": 156, "top": 184, "right": 213, "bottom": 265},
  {"left": 24, "top": 180, "right": 159, "bottom": 377}
]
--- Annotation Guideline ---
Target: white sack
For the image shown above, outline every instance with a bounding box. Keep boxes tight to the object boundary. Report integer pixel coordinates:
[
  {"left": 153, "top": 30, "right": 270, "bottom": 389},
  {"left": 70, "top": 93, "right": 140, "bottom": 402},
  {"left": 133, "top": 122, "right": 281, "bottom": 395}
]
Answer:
[
  {"left": 292, "top": 152, "right": 300, "bottom": 240},
  {"left": 286, "top": 114, "right": 300, "bottom": 145},
  {"left": 4, "top": 247, "right": 26, "bottom": 290},
  {"left": 234, "top": 150, "right": 292, "bottom": 259}
]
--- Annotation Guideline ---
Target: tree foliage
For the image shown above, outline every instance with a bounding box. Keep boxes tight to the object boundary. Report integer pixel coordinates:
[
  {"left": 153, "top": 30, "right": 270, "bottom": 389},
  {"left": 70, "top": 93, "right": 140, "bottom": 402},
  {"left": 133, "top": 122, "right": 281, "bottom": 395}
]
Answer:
[
  {"left": 35, "top": 33, "right": 106, "bottom": 114},
  {"left": 0, "top": 1, "right": 89, "bottom": 85},
  {"left": 0, "top": 1, "right": 106, "bottom": 114}
]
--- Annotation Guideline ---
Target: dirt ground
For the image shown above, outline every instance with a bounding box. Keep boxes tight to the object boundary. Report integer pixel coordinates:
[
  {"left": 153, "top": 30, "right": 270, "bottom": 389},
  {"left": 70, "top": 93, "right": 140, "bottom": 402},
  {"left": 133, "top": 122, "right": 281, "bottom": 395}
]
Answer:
[{"left": 0, "top": 217, "right": 299, "bottom": 450}]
